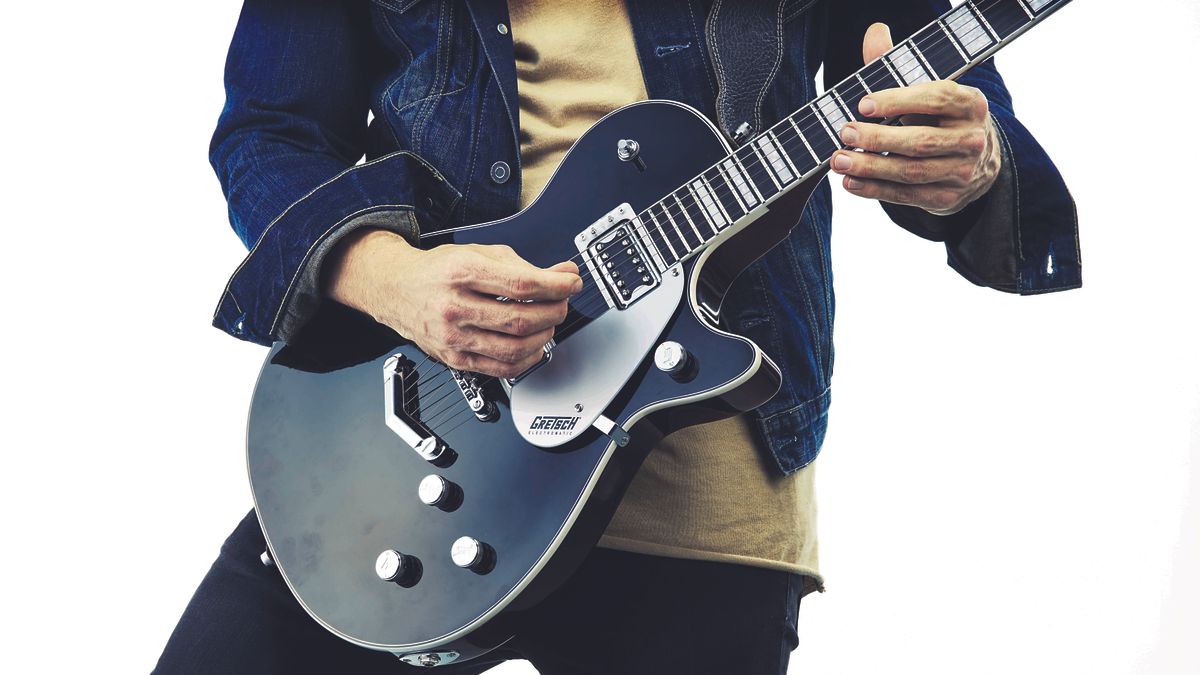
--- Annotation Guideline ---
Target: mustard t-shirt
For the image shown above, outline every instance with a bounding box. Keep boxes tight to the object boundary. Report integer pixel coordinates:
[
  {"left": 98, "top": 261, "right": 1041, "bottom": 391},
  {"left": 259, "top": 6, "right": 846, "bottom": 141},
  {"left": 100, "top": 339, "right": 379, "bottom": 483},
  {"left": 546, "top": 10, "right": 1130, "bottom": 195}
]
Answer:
[{"left": 508, "top": 0, "right": 820, "bottom": 582}]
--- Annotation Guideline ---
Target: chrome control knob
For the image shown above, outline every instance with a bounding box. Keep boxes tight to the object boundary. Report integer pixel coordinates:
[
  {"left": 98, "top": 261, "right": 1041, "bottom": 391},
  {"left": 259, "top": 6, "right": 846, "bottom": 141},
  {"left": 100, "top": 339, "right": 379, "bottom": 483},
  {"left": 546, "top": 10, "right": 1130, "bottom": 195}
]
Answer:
[
  {"left": 654, "top": 341, "right": 694, "bottom": 380},
  {"left": 418, "top": 474, "right": 463, "bottom": 511},
  {"left": 451, "top": 536, "right": 495, "bottom": 574},
  {"left": 375, "top": 549, "right": 422, "bottom": 587}
]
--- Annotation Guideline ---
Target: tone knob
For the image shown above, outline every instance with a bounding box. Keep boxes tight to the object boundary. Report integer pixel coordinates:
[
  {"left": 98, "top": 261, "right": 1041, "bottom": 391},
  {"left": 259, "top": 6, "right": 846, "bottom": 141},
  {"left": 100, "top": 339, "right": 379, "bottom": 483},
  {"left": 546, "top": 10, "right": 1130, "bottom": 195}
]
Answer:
[
  {"left": 654, "top": 341, "right": 693, "bottom": 379},
  {"left": 375, "top": 549, "right": 422, "bottom": 587},
  {"left": 451, "top": 536, "right": 495, "bottom": 574},
  {"left": 418, "top": 474, "right": 462, "bottom": 511}
]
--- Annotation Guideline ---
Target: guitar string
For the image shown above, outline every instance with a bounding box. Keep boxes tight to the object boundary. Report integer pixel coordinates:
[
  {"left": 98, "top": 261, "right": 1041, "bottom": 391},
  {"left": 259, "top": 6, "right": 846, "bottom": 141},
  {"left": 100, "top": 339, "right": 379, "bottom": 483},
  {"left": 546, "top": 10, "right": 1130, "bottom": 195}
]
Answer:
[{"left": 404, "top": 0, "right": 1022, "bottom": 425}]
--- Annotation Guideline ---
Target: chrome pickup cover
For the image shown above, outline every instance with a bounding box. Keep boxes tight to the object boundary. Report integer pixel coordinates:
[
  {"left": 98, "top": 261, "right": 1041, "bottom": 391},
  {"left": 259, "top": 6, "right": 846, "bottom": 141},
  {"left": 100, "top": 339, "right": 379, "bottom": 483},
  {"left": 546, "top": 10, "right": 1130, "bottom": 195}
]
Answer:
[{"left": 575, "top": 203, "right": 661, "bottom": 310}]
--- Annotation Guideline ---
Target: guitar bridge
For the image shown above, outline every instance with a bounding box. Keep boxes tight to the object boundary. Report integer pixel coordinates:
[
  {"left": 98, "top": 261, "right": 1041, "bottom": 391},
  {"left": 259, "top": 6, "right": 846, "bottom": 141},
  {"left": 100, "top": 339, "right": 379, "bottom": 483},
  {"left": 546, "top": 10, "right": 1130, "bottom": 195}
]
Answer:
[
  {"left": 383, "top": 354, "right": 454, "bottom": 466},
  {"left": 450, "top": 368, "right": 498, "bottom": 421},
  {"left": 576, "top": 203, "right": 661, "bottom": 310}
]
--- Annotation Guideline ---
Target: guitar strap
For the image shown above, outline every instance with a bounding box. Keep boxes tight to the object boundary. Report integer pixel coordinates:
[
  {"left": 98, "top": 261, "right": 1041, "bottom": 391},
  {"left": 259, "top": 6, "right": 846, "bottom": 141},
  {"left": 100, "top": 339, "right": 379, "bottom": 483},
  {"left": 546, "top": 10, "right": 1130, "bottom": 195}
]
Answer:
[{"left": 705, "top": 0, "right": 791, "bottom": 145}]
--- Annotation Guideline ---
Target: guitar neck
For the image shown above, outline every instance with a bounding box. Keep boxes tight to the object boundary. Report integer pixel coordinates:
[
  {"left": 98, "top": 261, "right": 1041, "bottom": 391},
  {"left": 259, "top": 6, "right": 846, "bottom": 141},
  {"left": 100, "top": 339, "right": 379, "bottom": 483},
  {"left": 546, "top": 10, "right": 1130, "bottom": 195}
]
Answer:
[{"left": 631, "top": 0, "right": 1073, "bottom": 272}]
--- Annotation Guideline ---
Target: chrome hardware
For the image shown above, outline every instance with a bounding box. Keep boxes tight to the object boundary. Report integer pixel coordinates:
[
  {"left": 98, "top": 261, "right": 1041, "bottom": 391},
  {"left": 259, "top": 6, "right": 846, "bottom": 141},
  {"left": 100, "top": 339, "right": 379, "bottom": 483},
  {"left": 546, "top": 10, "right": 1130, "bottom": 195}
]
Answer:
[
  {"left": 260, "top": 550, "right": 273, "bottom": 567},
  {"left": 451, "top": 536, "right": 495, "bottom": 574},
  {"left": 450, "top": 368, "right": 497, "bottom": 421},
  {"left": 399, "top": 651, "right": 461, "bottom": 667},
  {"left": 384, "top": 355, "right": 454, "bottom": 466},
  {"left": 375, "top": 549, "right": 421, "bottom": 586},
  {"left": 591, "top": 414, "right": 631, "bottom": 447},
  {"left": 654, "top": 341, "right": 688, "bottom": 374},
  {"left": 576, "top": 203, "right": 661, "bottom": 310},
  {"left": 732, "top": 121, "right": 754, "bottom": 145},
  {"left": 617, "top": 139, "right": 640, "bottom": 161},
  {"left": 418, "top": 474, "right": 462, "bottom": 511}
]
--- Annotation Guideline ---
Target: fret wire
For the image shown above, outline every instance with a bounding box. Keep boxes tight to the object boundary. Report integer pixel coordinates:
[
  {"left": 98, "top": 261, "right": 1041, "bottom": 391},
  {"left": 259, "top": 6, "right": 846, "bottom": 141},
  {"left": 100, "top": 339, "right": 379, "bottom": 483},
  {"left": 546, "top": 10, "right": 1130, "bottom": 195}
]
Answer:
[
  {"left": 937, "top": 18, "right": 970, "bottom": 62},
  {"left": 672, "top": 193, "right": 705, "bottom": 245},
  {"left": 715, "top": 161, "right": 750, "bottom": 213},
  {"left": 967, "top": 1, "right": 1001, "bottom": 41},
  {"left": 808, "top": 103, "right": 840, "bottom": 146},
  {"left": 831, "top": 90, "right": 856, "bottom": 122},
  {"left": 880, "top": 56, "right": 905, "bottom": 88},
  {"left": 909, "top": 39, "right": 937, "bottom": 81},
  {"left": 701, "top": 173, "right": 736, "bottom": 224},
  {"left": 731, "top": 154, "right": 766, "bottom": 204},
  {"left": 745, "top": 143, "right": 782, "bottom": 190},
  {"left": 787, "top": 116, "right": 821, "bottom": 163},
  {"left": 686, "top": 183, "right": 721, "bottom": 234},
  {"left": 855, "top": 72, "right": 872, "bottom": 94},
  {"left": 636, "top": 221, "right": 669, "bottom": 273},
  {"left": 1016, "top": 0, "right": 1036, "bottom": 20},
  {"left": 661, "top": 199, "right": 692, "bottom": 252},
  {"left": 647, "top": 209, "right": 680, "bottom": 261},
  {"left": 766, "top": 131, "right": 800, "bottom": 180}
]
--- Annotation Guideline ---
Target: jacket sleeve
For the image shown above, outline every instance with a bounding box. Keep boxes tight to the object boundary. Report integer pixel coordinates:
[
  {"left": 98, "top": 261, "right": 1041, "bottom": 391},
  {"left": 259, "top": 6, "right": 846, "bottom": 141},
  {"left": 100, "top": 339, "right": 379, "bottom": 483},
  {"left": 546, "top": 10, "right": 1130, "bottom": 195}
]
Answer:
[
  {"left": 822, "top": 0, "right": 1081, "bottom": 294},
  {"left": 209, "top": 0, "right": 461, "bottom": 346}
]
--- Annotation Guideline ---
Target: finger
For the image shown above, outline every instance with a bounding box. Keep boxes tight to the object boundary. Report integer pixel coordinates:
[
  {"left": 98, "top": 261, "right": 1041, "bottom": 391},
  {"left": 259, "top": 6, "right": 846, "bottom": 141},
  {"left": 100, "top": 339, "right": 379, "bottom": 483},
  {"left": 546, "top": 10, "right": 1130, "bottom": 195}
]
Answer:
[
  {"left": 449, "top": 350, "right": 546, "bottom": 380},
  {"left": 445, "top": 325, "right": 554, "bottom": 365},
  {"left": 839, "top": 123, "right": 984, "bottom": 158},
  {"left": 831, "top": 150, "right": 973, "bottom": 187},
  {"left": 459, "top": 296, "right": 570, "bottom": 336},
  {"left": 859, "top": 81, "right": 988, "bottom": 121},
  {"left": 461, "top": 258, "right": 583, "bottom": 301},
  {"left": 840, "top": 175, "right": 963, "bottom": 214},
  {"left": 547, "top": 260, "right": 580, "bottom": 275},
  {"left": 862, "top": 23, "right": 893, "bottom": 65}
]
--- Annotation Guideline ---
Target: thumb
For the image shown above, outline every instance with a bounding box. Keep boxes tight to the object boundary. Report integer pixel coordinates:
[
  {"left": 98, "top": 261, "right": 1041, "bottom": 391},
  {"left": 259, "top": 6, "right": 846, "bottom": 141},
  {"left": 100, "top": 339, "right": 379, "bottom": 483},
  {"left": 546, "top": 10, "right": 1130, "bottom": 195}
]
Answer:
[{"left": 862, "top": 22, "right": 893, "bottom": 65}]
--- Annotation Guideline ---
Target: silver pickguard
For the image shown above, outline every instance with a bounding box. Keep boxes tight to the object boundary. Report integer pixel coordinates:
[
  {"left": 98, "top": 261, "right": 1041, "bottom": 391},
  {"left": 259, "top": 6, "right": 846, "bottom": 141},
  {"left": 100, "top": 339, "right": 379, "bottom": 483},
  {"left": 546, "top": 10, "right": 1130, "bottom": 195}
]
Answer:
[{"left": 509, "top": 269, "right": 684, "bottom": 447}]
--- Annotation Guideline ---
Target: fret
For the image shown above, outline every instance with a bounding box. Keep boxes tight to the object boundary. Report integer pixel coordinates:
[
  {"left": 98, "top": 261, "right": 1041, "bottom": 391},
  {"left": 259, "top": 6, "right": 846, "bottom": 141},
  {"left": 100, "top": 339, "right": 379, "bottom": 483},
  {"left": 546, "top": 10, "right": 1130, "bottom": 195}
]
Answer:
[
  {"left": 721, "top": 158, "right": 760, "bottom": 208},
  {"left": 945, "top": 3, "right": 995, "bottom": 57},
  {"left": 635, "top": 222, "right": 669, "bottom": 273},
  {"left": 1016, "top": 0, "right": 1036, "bottom": 19},
  {"left": 860, "top": 59, "right": 903, "bottom": 92},
  {"left": 910, "top": 40, "right": 938, "bottom": 82},
  {"left": 967, "top": 1, "right": 1002, "bottom": 42},
  {"left": 835, "top": 78, "right": 874, "bottom": 125},
  {"left": 815, "top": 93, "right": 851, "bottom": 133},
  {"left": 937, "top": 19, "right": 970, "bottom": 63},
  {"left": 747, "top": 142, "right": 783, "bottom": 190},
  {"left": 712, "top": 165, "right": 748, "bottom": 214},
  {"left": 913, "top": 23, "right": 967, "bottom": 80},
  {"left": 688, "top": 182, "right": 724, "bottom": 234},
  {"left": 672, "top": 193, "right": 706, "bottom": 246},
  {"left": 855, "top": 73, "right": 872, "bottom": 94},
  {"left": 881, "top": 58, "right": 905, "bottom": 88},
  {"left": 979, "top": 0, "right": 1033, "bottom": 39},
  {"left": 831, "top": 91, "right": 855, "bottom": 122},
  {"left": 887, "top": 42, "right": 931, "bottom": 85},
  {"left": 1026, "top": 0, "right": 1055, "bottom": 13},
  {"left": 786, "top": 117, "right": 820, "bottom": 163},
  {"left": 766, "top": 131, "right": 799, "bottom": 181},
  {"left": 801, "top": 108, "right": 840, "bottom": 160},
  {"left": 700, "top": 173, "right": 740, "bottom": 224},
  {"left": 649, "top": 204, "right": 685, "bottom": 260},
  {"left": 730, "top": 155, "right": 767, "bottom": 204},
  {"left": 809, "top": 104, "right": 840, "bottom": 146}
]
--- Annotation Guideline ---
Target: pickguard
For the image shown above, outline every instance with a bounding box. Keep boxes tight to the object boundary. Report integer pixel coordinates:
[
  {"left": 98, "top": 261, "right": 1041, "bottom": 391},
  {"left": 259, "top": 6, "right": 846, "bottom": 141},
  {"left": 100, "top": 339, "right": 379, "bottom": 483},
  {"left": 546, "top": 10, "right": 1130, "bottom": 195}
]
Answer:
[{"left": 509, "top": 269, "right": 684, "bottom": 447}]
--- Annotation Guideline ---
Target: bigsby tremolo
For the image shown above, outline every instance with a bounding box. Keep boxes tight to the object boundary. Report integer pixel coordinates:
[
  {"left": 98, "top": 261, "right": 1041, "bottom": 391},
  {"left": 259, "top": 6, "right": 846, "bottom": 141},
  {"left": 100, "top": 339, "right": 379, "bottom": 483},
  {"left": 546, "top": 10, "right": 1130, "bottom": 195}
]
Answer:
[{"left": 575, "top": 203, "right": 662, "bottom": 311}]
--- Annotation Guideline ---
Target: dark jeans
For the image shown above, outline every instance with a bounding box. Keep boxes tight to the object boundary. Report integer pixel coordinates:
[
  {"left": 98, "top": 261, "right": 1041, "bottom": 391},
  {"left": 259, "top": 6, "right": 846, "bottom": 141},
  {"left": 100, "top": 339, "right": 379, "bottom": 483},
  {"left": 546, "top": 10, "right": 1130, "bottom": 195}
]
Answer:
[{"left": 154, "top": 510, "right": 816, "bottom": 674}]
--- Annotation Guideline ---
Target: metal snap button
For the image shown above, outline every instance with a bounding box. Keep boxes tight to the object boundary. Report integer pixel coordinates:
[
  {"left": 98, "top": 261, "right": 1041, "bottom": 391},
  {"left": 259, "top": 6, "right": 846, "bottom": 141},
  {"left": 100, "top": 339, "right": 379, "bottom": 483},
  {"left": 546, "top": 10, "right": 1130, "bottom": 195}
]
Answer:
[
  {"left": 497, "top": 23, "right": 508, "bottom": 35},
  {"left": 489, "top": 161, "right": 510, "bottom": 184}
]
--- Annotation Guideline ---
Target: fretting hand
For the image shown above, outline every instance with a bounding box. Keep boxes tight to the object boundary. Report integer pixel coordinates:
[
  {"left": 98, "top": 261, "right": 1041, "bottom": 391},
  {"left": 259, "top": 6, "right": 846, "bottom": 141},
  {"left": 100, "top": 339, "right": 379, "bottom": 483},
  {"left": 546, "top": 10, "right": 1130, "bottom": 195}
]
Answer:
[
  {"left": 327, "top": 230, "right": 582, "bottom": 378},
  {"left": 830, "top": 23, "right": 1001, "bottom": 216}
]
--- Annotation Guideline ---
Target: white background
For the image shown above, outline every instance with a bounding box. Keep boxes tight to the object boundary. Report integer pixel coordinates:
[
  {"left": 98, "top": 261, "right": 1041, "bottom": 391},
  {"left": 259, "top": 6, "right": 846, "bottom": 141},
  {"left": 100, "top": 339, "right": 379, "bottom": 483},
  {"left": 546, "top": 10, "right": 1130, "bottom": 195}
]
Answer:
[{"left": 2, "top": 1, "right": 1197, "bottom": 673}]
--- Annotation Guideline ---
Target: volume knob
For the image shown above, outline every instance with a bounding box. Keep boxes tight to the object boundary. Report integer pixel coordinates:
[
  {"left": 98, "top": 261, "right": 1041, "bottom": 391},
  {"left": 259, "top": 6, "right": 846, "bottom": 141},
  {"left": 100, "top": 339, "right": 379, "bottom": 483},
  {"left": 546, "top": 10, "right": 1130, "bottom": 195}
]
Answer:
[
  {"left": 418, "top": 474, "right": 462, "bottom": 511},
  {"left": 375, "top": 550, "right": 422, "bottom": 587},
  {"left": 451, "top": 536, "right": 496, "bottom": 574},
  {"left": 654, "top": 341, "right": 692, "bottom": 378}
]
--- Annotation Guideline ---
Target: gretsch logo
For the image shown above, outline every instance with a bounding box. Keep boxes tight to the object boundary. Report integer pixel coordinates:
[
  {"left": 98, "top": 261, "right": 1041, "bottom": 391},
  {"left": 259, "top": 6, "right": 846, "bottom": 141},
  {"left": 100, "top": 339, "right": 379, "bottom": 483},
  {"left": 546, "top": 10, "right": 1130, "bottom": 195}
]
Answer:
[{"left": 528, "top": 415, "right": 581, "bottom": 435}]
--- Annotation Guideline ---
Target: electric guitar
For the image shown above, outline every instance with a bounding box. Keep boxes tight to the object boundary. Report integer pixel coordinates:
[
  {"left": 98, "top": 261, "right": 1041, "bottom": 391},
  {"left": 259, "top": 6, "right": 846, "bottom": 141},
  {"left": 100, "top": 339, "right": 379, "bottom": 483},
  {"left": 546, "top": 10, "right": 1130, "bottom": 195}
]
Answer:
[{"left": 246, "top": 0, "right": 1073, "bottom": 667}]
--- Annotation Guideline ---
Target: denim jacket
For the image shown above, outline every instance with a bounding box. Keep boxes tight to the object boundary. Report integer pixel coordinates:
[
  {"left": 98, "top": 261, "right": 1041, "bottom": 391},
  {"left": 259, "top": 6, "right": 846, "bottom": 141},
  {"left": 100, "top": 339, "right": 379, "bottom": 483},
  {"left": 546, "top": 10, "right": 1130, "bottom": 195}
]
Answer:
[{"left": 210, "top": 0, "right": 1081, "bottom": 475}]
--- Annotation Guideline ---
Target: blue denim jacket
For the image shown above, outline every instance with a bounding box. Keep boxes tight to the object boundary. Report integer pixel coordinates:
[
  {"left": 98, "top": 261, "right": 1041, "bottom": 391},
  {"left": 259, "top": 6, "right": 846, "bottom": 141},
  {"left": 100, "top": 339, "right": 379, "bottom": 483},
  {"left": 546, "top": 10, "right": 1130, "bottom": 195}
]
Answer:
[{"left": 210, "top": 0, "right": 1081, "bottom": 475}]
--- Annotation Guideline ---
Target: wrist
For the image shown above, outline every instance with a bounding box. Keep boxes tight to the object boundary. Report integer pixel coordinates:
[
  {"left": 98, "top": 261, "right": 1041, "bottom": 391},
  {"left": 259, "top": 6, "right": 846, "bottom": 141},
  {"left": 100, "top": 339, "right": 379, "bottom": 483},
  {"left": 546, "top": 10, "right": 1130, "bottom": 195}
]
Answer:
[{"left": 324, "top": 229, "right": 421, "bottom": 319}]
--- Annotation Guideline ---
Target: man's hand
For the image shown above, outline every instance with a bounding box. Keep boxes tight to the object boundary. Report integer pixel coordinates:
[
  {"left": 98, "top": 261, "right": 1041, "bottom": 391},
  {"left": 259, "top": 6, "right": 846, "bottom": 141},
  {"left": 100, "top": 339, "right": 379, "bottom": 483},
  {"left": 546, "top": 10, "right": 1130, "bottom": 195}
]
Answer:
[
  {"left": 830, "top": 23, "right": 1001, "bottom": 216},
  {"left": 326, "top": 230, "right": 582, "bottom": 378}
]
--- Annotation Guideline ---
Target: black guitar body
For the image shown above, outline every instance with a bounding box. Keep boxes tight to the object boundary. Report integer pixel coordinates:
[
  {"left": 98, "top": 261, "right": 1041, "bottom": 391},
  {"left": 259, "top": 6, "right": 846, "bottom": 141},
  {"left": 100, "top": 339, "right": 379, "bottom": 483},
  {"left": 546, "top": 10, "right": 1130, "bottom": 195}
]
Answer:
[{"left": 248, "top": 100, "right": 820, "bottom": 664}]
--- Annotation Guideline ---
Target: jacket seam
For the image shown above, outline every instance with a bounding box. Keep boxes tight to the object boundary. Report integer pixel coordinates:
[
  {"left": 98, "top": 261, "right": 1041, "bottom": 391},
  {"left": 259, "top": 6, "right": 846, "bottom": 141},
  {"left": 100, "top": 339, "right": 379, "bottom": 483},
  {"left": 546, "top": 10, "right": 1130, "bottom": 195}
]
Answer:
[{"left": 761, "top": 386, "right": 830, "bottom": 424}]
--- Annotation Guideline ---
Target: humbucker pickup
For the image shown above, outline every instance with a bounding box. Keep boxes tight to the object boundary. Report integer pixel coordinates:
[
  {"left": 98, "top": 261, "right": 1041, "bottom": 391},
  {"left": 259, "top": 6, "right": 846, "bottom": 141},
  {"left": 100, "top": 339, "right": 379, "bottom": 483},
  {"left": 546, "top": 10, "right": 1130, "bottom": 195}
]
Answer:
[{"left": 575, "top": 203, "right": 661, "bottom": 310}]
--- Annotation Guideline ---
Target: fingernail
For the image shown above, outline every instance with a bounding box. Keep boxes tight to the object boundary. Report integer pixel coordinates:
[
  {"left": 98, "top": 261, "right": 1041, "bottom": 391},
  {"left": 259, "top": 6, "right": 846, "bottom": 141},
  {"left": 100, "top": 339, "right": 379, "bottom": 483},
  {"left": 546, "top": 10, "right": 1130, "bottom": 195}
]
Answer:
[
  {"left": 846, "top": 177, "right": 865, "bottom": 190},
  {"left": 859, "top": 98, "right": 877, "bottom": 117},
  {"left": 840, "top": 126, "right": 859, "bottom": 145},
  {"left": 832, "top": 154, "right": 853, "bottom": 172},
  {"left": 573, "top": 278, "right": 584, "bottom": 293}
]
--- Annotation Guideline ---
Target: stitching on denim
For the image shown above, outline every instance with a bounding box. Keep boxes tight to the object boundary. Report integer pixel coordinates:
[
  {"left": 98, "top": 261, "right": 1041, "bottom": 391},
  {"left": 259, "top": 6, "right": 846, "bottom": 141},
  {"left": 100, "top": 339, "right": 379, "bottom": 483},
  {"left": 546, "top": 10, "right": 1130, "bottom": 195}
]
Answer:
[
  {"left": 805, "top": 199, "right": 834, "bottom": 382},
  {"left": 787, "top": 232, "right": 826, "bottom": 386},
  {"left": 994, "top": 114, "right": 1022, "bottom": 269},
  {"left": 267, "top": 205, "right": 417, "bottom": 337},
  {"left": 211, "top": 151, "right": 451, "bottom": 325},
  {"left": 369, "top": 0, "right": 427, "bottom": 13},
  {"left": 413, "top": 0, "right": 452, "bottom": 153},
  {"left": 458, "top": 72, "right": 491, "bottom": 223},
  {"left": 761, "top": 385, "right": 830, "bottom": 423},
  {"left": 374, "top": 5, "right": 414, "bottom": 64},
  {"left": 688, "top": 0, "right": 717, "bottom": 101},
  {"left": 783, "top": 0, "right": 819, "bottom": 23}
]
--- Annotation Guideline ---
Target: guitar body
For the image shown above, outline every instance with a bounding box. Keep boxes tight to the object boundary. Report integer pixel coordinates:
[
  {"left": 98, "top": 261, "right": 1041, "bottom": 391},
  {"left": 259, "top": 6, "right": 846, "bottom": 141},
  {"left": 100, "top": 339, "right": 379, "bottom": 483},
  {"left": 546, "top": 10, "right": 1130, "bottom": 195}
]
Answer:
[{"left": 248, "top": 100, "right": 819, "bottom": 664}]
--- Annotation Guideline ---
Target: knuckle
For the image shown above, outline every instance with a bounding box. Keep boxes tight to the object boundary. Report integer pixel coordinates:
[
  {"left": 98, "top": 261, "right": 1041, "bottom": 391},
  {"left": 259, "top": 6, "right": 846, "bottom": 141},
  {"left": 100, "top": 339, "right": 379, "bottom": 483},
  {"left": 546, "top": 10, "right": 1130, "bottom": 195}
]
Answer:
[
  {"left": 440, "top": 303, "right": 465, "bottom": 325},
  {"left": 507, "top": 313, "right": 529, "bottom": 336},
  {"left": 955, "top": 164, "right": 976, "bottom": 184},
  {"left": 508, "top": 275, "right": 532, "bottom": 299},
  {"left": 966, "top": 129, "right": 988, "bottom": 154},
  {"left": 901, "top": 162, "right": 926, "bottom": 184},
  {"left": 441, "top": 327, "right": 466, "bottom": 349}
]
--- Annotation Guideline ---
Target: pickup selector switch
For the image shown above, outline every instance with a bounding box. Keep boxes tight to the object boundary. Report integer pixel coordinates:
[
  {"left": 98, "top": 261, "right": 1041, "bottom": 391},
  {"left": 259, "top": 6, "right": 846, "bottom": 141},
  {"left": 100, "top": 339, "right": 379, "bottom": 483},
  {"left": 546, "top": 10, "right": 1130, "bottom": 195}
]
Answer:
[
  {"left": 451, "top": 536, "right": 496, "bottom": 574},
  {"left": 375, "top": 550, "right": 422, "bottom": 587},
  {"left": 418, "top": 474, "right": 463, "bottom": 511}
]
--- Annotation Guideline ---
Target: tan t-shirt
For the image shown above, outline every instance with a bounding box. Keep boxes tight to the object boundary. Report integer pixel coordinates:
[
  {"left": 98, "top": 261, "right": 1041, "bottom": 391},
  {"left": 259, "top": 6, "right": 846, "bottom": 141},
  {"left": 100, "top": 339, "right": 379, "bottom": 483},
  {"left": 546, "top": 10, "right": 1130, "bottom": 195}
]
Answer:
[{"left": 509, "top": 0, "right": 820, "bottom": 583}]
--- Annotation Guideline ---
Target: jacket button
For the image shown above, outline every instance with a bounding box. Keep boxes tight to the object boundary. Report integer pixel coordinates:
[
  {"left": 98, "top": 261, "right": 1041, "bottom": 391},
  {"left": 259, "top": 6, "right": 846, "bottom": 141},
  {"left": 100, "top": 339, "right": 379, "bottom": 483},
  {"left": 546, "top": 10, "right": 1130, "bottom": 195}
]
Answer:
[
  {"left": 489, "top": 161, "right": 510, "bottom": 184},
  {"left": 497, "top": 23, "right": 509, "bottom": 35}
]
